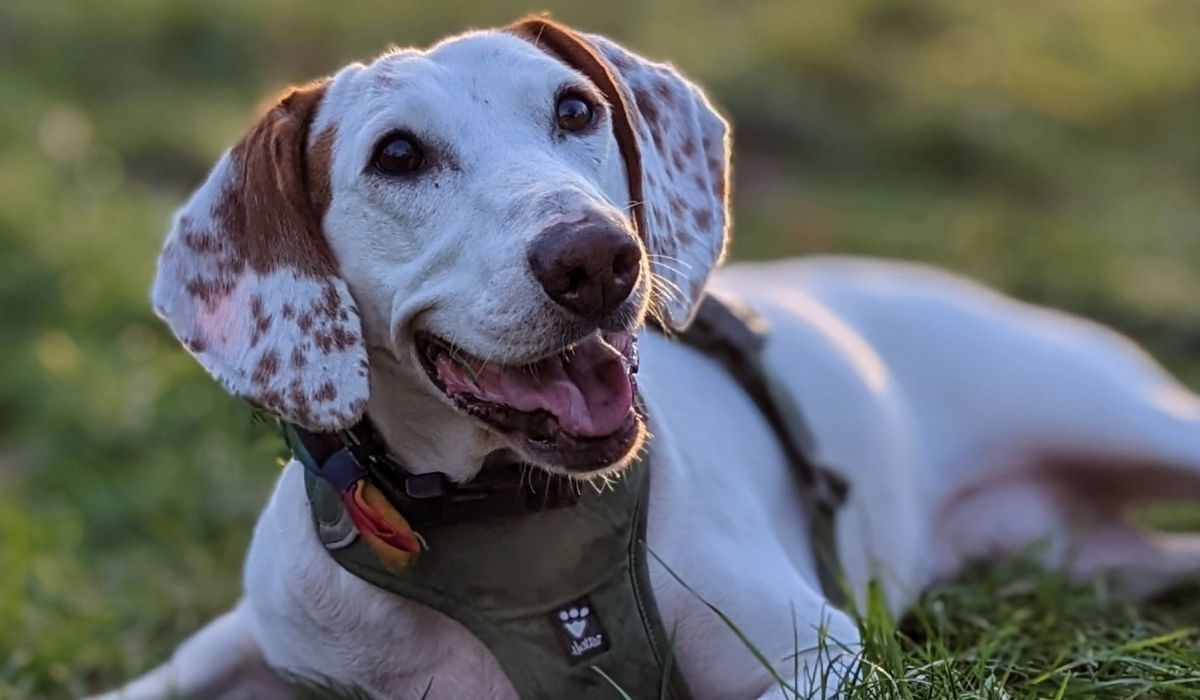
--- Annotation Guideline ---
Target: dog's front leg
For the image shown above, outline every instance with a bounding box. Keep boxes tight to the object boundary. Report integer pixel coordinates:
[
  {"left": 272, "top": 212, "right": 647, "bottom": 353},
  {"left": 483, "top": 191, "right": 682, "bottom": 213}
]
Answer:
[{"left": 89, "top": 601, "right": 295, "bottom": 700}]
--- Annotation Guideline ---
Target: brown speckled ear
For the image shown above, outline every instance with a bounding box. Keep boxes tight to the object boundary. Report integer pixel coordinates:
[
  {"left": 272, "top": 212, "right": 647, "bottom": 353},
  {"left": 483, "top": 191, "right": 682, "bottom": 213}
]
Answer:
[
  {"left": 152, "top": 82, "right": 369, "bottom": 431},
  {"left": 509, "top": 17, "right": 731, "bottom": 330}
]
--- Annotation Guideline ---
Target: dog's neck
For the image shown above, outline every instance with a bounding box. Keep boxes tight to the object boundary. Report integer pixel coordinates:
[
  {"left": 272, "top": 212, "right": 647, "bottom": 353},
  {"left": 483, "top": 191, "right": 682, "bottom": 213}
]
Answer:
[{"left": 361, "top": 347, "right": 508, "bottom": 483}]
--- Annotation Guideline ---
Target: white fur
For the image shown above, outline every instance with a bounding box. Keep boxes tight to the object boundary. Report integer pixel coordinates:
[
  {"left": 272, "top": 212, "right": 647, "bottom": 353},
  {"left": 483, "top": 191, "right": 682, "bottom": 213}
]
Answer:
[{"left": 97, "top": 25, "right": 1200, "bottom": 700}]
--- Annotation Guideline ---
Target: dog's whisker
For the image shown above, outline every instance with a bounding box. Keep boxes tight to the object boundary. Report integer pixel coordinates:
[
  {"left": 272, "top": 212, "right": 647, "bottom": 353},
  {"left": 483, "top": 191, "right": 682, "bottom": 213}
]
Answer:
[
  {"left": 645, "top": 298, "right": 671, "bottom": 330},
  {"left": 649, "top": 264, "right": 692, "bottom": 294},
  {"left": 648, "top": 259, "right": 692, "bottom": 280},
  {"left": 647, "top": 252, "right": 693, "bottom": 271},
  {"left": 650, "top": 277, "right": 686, "bottom": 310},
  {"left": 652, "top": 269, "right": 686, "bottom": 298}
]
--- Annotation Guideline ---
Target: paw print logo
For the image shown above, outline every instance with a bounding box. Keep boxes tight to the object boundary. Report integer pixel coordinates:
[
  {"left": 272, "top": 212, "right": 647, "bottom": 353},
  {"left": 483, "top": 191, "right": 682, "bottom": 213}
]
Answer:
[
  {"left": 558, "top": 605, "right": 590, "bottom": 639},
  {"left": 549, "top": 597, "right": 609, "bottom": 662}
]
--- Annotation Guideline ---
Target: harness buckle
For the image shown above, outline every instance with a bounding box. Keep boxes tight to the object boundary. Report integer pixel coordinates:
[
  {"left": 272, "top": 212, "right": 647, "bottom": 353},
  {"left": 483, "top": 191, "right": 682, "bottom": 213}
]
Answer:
[{"left": 405, "top": 472, "right": 449, "bottom": 500}]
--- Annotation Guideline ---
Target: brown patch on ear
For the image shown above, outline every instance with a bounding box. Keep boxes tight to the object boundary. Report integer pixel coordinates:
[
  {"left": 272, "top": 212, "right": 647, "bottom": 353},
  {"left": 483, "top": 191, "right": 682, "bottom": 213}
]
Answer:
[
  {"left": 308, "top": 125, "right": 336, "bottom": 215},
  {"left": 508, "top": 16, "right": 647, "bottom": 242},
  {"left": 218, "top": 80, "right": 335, "bottom": 277},
  {"left": 153, "top": 77, "right": 371, "bottom": 431}
]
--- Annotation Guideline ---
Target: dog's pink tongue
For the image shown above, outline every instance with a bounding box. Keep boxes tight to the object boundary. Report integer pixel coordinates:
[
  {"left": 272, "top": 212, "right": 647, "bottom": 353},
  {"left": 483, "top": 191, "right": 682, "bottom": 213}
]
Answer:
[{"left": 438, "top": 335, "right": 633, "bottom": 437}]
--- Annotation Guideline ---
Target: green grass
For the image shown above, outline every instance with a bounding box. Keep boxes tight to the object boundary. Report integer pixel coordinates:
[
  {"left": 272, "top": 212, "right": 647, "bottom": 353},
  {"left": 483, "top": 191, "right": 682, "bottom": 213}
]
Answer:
[
  {"left": 2, "top": 0, "right": 1199, "bottom": 697},
  {"left": 844, "top": 560, "right": 1200, "bottom": 699}
]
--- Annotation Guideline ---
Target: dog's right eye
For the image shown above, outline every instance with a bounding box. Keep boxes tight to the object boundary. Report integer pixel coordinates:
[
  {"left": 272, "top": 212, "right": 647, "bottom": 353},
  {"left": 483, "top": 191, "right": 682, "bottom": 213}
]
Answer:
[{"left": 371, "top": 134, "right": 426, "bottom": 176}]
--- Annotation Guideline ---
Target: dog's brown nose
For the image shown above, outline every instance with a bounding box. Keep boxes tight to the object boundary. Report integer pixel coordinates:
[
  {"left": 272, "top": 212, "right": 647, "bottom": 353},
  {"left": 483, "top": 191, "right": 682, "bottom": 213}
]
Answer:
[{"left": 528, "top": 219, "right": 642, "bottom": 320}]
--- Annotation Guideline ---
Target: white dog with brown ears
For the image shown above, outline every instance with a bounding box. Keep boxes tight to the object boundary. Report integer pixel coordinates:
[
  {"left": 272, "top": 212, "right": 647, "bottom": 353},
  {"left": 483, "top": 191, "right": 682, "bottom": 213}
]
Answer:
[{"left": 98, "top": 16, "right": 1200, "bottom": 700}]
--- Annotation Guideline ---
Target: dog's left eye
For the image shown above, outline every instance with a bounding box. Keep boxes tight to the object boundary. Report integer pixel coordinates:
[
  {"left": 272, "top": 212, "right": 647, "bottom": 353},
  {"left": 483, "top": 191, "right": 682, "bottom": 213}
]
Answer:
[{"left": 555, "top": 92, "right": 595, "bottom": 132}]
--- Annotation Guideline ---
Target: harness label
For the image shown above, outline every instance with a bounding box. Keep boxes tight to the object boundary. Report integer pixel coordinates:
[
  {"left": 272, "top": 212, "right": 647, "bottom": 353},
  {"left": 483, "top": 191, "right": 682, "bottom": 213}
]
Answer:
[{"left": 550, "top": 597, "right": 610, "bottom": 664}]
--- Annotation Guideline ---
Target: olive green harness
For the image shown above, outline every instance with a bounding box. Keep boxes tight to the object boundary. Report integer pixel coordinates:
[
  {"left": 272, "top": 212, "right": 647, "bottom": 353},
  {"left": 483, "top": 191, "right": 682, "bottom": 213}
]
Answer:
[{"left": 286, "top": 295, "right": 847, "bottom": 700}]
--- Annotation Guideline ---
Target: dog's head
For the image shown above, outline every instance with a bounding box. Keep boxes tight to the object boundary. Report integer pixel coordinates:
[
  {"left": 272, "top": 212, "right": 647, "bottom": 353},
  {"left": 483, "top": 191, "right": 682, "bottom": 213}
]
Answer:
[{"left": 152, "top": 17, "right": 730, "bottom": 476}]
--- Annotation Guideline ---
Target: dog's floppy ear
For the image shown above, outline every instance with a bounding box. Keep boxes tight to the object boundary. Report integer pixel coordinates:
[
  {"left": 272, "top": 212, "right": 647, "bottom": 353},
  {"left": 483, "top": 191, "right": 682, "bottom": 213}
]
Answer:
[
  {"left": 509, "top": 17, "right": 731, "bottom": 330},
  {"left": 152, "top": 81, "right": 369, "bottom": 431}
]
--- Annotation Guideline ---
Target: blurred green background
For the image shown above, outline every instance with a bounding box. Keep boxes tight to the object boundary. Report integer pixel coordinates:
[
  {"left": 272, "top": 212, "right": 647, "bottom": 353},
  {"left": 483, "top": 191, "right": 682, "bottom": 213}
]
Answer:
[{"left": 2, "top": 0, "right": 1199, "bottom": 696}]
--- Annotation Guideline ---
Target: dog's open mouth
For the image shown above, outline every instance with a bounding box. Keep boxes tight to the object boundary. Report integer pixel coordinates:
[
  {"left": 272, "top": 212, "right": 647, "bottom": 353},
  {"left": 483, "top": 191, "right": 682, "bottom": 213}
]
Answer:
[{"left": 417, "top": 331, "right": 643, "bottom": 473}]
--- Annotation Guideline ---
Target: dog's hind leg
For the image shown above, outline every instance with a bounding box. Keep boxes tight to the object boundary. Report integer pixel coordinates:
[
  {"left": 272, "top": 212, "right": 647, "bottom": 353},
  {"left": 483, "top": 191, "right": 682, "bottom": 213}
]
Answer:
[
  {"left": 926, "top": 298, "right": 1200, "bottom": 595},
  {"left": 90, "top": 600, "right": 295, "bottom": 700}
]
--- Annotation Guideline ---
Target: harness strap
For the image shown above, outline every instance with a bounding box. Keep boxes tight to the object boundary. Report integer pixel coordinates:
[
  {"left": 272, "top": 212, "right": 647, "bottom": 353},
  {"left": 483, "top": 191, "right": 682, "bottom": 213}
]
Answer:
[{"left": 673, "top": 294, "right": 850, "bottom": 605}]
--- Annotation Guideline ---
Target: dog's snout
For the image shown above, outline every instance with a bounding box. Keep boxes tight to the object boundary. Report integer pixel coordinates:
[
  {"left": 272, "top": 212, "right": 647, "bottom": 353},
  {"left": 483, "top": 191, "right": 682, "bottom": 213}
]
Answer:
[{"left": 528, "top": 219, "right": 642, "bottom": 320}]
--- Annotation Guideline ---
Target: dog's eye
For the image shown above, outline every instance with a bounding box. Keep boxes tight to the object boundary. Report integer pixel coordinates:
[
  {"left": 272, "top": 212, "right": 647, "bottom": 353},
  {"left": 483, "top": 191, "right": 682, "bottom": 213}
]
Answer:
[
  {"left": 555, "top": 92, "right": 595, "bottom": 132},
  {"left": 371, "top": 134, "right": 426, "bottom": 175}
]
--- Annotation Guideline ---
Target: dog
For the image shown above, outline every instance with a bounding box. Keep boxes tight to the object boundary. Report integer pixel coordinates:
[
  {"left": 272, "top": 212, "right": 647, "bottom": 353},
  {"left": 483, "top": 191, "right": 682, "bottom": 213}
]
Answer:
[{"left": 97, "top": 16, "right": 1200, "bottom": 700}]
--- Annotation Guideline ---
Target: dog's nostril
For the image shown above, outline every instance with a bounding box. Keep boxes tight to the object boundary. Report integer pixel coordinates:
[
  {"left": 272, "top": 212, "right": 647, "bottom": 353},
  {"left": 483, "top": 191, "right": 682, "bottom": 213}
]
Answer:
[
  {"left": 565, "top": 267, "right": 587, "bottom": 294},
  {"left": 612, "top": 250, "right": 638, "bottom": 278}
]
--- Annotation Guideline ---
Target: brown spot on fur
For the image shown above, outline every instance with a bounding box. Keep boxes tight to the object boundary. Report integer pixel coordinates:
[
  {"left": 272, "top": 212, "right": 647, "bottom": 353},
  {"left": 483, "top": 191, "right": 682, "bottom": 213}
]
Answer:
[
  {"left": 654, "top": 81, "right": 675, "bottom": 105},
  {"left": 633, "top": 87, "right": 659, "bottom": 126},
  {"left": 287, "top": 379, "right": 312, "bottom": 422},
  {"left": 185, "top": 276, "right": 236, "bottom": 305},
  {"left": 281, "top": 303, "right": 295, "bottom": 319},
  {"left": 251, "top": 299, "right": 273, "bottom": 342},
  {"left": 184, "top": 337, "right": 207, "bottom": 353},
  {"left": 653, "top": 209, "right": 668, "bottom": 230},
  {"left": 651, "top": 129, "right": 666, "bottom": 153},
  {"left": 318, "top": 283, "right": 341, "bottom": 319},
  {"left": 692, "top": 208, "right": 713, "bottom": 230},
  {"left": 180, "top": 219, "right": 221, "bottom": 254},
  {"left": 250, "top": 295, "right": 266, "bottom": 319},
  {"left": 671, "top": 149, "right": 687, "bottom": 172},
  {"left": 290, "top": 346, "right": 308, "bottom": 369},
  {"left": 297, "top": 312, "right": 314, "bottom": 333},
  {"left": 331, "top": 327, "right": 357, "bottom": 351},
  {"left": 709, "top": 157, "right": 727, "bottom": 199},
  {"left": 314, "top": 381, "right": 337, "bottom": 402},
  {"left": 214, "top": 257, "right": 243, "bottom": 278},
  {"left": 251, "top": 350, "right": 280, "bottom": 386}
]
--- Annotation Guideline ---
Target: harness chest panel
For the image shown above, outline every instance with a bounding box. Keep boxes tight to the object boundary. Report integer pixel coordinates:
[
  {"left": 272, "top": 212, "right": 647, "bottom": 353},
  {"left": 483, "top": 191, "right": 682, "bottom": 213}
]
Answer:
[
  {"left": 290, "top": 293, "right": 847, "bottom": 700},
  {"left": 304, "top": 457, "right": 686, "bottom": 699}
]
